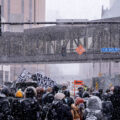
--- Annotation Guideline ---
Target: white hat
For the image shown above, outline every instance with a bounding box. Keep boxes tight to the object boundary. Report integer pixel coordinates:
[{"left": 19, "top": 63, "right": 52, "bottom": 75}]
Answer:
[{"left": 54, "top": 93, "right": 65, "bottom": 100}]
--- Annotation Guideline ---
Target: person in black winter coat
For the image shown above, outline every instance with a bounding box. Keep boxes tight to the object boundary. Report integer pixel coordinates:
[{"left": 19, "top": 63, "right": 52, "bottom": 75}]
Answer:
[
  {"left": 102, "top": 93, "right": 113, "bottom": 120},
  {"left": 63, "top": 90, "right": 74, "bottom": 109},
  {"left": 47, "top": 93, "right": 73, "bottom": 120},
  {"left": 50, "top": 99, "right": 73, "bottom": 120},
  {"left": 51, "top": 85, "right": 59, "bottom": 95},
  {"left": 0, "top": 87, "right": 13, "bottom": 120},
  {"left": 76, "top": 87, "right": 84, "bottom": 98},
  {"left": 98, "top": 89, "right": 104, "bottom": 100},
  {"left": 42, "top": 93, "right": 54, "bottom": 120},
  {"left": 21, "top": 87, "right": 41, "bottom": 120},
  {"left": 110, "top": 86, "right": 120, "bottom": 120},
  {"left": 11, "top": 90, "right": 24, "bottom": 120},
  {"left": 11, "top": 98, "right": 22, "bottom": 120}
]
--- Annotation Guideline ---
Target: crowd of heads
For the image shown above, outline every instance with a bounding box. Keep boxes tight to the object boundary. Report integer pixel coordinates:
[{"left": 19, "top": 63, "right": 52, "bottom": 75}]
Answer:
[{"left": 0, "top": 83, "right": 120, "bottom": 120}]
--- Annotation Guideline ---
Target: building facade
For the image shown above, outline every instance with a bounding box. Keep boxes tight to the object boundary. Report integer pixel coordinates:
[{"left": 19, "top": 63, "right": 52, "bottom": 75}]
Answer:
[
  {"left": 0, "top": 0, "right": 46, "bottom": 83},
  {"left": 0, "top": 65, "right": 10, "bottom": 84},
  {"left": 10, "top": 64, "right": 50, "bottom": 81},
  {"left": 102, "top": 0, "right": 120, "bottom": 18},
  {"left": 0, "top": 0, "right": 45, "bottom": 31}
]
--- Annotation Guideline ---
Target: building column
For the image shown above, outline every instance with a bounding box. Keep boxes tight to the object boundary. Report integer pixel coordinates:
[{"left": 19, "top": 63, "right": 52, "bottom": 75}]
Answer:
[
  {"left": 109, "top": 62, "right": 111, "bottom": 76},
  {"left": 34, "top": 0, "right": 36, "bottom": 22},
  {"left": 21, "top": 0, "right": 24, "bottom": 20},
  {"left": 29, "top": 0, "right": 32, "bottom": 28},
  {"left": 1, "top": 0, "right": 4, "bottom": 17},
  {"left": 7, "top": 0, "right": 10, "bottom": 30}
]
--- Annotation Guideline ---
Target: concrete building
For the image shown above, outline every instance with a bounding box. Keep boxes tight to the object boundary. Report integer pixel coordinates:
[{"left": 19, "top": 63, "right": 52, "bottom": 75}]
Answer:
[
  {"left": 102, "top": 0, "right": 120, "bottom": 18},
  {"left": 100, "top": 0, "right": 120, "bottom": 79},
  {"left": 0, "top": 65, "right": 10, "bottom": 84},
  {"left": 0, "top": 0, "right": 46, "bottom": 82},
  {"left": 0, "top": 0, "right": 46, "bottom": 31}
]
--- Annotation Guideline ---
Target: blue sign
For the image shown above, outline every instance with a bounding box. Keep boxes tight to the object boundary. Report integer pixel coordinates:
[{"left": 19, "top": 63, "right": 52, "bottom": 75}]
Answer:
[{"left": 101, "top": 48, "right": 120, "bottom": 53}]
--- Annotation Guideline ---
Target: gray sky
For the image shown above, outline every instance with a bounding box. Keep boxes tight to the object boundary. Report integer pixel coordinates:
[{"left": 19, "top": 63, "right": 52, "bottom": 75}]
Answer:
[{"left": 46, "top": 0, "right": 110, "bottom": 21}]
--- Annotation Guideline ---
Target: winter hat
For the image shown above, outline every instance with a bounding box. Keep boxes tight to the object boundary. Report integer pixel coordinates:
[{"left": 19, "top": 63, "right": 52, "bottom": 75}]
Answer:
[
  {"left": 16, "top": 90, "right": 23, "bottom": 98},
  {"left": 54, "top": 93, "right": 65, "bottom": 100},
  {"left": 24, "top": 86, "right": 37, "bottom": 98},
  {"left": 1, "top": 86, "right": 9, "bottom": 96},
  {"left": 47, "top": 87, "right": 52, "bottom": 93},
  {"left": 75, "top": 97, "right": 84, "bottom": 105},
  {"left": 87, "top": 96, "right": 102, "bottom": 110},
  {"left": 36, "top": 87, "right": 44, "bottom": 94}
]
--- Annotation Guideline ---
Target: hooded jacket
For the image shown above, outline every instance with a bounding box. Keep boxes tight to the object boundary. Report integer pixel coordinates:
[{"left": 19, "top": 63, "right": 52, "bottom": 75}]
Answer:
[
  {"left": 21, "top": 87, "right": 40, "bottom": 120},
  {"left": 110, "top": 86, "right": 120, "bottom": 120},
  {"left": 84, "top": 96, "right": 103, "bottom": 120},
  {"left": 51, "top": 100, "right": 73, "bottom": 120},
  {"left": 0, "top": 93, "right": 13, "bottom": 120}
]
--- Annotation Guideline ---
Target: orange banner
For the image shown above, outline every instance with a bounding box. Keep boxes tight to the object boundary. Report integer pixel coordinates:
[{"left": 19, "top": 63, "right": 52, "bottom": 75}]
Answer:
[{"left": 74, "top": 80, "right": 84, "bottom": 85}]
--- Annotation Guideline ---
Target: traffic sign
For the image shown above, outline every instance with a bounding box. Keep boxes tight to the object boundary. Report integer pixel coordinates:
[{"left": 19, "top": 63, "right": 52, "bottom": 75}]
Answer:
[
  {"left": 101, "top": 48, "right": 120, "bottom": 52},
  {"left": 74, "top": 80, "right": 84, "bottom": 85},
  {"left": 76, "top": 45, "right": 85, "bottom": 55}
]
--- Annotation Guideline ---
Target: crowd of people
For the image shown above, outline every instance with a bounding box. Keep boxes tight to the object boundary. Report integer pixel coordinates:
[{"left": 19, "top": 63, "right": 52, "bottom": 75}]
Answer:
[{"left": 0, "top": 84, "right": 120, "bottom": 120}]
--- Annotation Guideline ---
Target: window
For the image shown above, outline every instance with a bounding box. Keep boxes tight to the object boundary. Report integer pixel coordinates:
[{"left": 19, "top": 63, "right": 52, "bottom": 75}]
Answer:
[
  {"left": 5, "top": 71, "right": 9, "bottom": 82},
  {"left": 0, "top": 70, "right": 3, "bottom": 84}
]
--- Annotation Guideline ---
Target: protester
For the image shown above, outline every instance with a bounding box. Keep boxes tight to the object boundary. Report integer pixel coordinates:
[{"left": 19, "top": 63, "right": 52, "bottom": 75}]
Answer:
[
  {"left": 82, "top": 91, "right": 90, "bottom": 100},
  {"left": 102, "top": 93, "right": 113, "bottom": 120},
  {"left": 36, "top": 87, "right": 44, "bottom": 105},
  {"left": 104, "top": 89, "right": 111, "bottom": 101},
  {"left": 84, "top": 96, "right": 103, "bottom": 120},
  {"left": 15, "top": 89, "right": 24, "bottom": 98},
  {"left": 51, "top": 85, "right": 59, "bottom": 95},
  {"left": 42, "top": 93, "right": 54, "bottom": 120},
  {"left": 76, "top": 87, "right": 84, "bottom": 98},
  {"left": 42, "top": 87, "right": 54, "bottom": 105},
  {"left": 46, "top": 87, "right": 53, "bottom": 93},
  {"left": 51, "top": 92, "right": 73, "bottom": 120},
  {"left": 11, "top": 90, "right": 23, "bottom": 120},
  {"left": 63, "top": 90, "right": 74, "bottom": 108},
  {"left": 62, "top": 85, "right": 68, "bottom": 92},
  {"left": 21, "top": 86, "right": 41, "bottom": 120},
  {"left": 98, "top": 89, "right": 104, "bottom": 100},
  {"left": 110, "top": 86, "right": 120, "bottom": 120},
  {"left": 1, "top": 86, "right": 10, "bottom": 97},
  {"left": 71, "top": 97, "right": 84, "bottom": 120},
  {"left": 0, "top": 88, "right": 13, "bottom": 120},
  {"left": 0, "top": 78, "right": 120, "bottom": 120}
]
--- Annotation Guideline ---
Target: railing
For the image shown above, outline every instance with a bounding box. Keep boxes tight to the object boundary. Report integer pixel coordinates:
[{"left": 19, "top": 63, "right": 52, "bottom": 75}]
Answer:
[{"left": 0, "top": 22, "right": 120, "bottom": 63}]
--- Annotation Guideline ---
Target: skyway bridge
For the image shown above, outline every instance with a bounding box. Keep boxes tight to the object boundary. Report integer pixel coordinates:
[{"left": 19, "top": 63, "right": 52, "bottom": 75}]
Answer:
[{"left": 0, "top": 18, "right": 120, "bottom": 63}]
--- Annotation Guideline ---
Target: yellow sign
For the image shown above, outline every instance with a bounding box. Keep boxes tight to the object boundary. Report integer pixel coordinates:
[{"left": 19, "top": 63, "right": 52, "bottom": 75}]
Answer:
[
  {"left": 109, "top": 83, "right": 113, "bottom": 87},
  {"left": 96, "top": 82, "right": 98, "bottom": 90}
]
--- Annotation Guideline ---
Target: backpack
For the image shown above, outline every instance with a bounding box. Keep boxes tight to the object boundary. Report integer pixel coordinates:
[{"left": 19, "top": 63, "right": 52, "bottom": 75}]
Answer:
[
  {"left": 49, "top": 100, "right": 62, "bottom": 120},
  {"left": 102, "top": 101, "right": 113, "bottom": 115},
  {"left": 0, "top": 98, "right": 13, "bottom": 120},
  {"left": 64, "top": 97, "right": 74, "bottom": 107},
  {"left": 12, "top": 98, "right": 22, "bottom": 120},
  {"left": 21, "top": 98, "right": 39, "bottom": 120}
]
